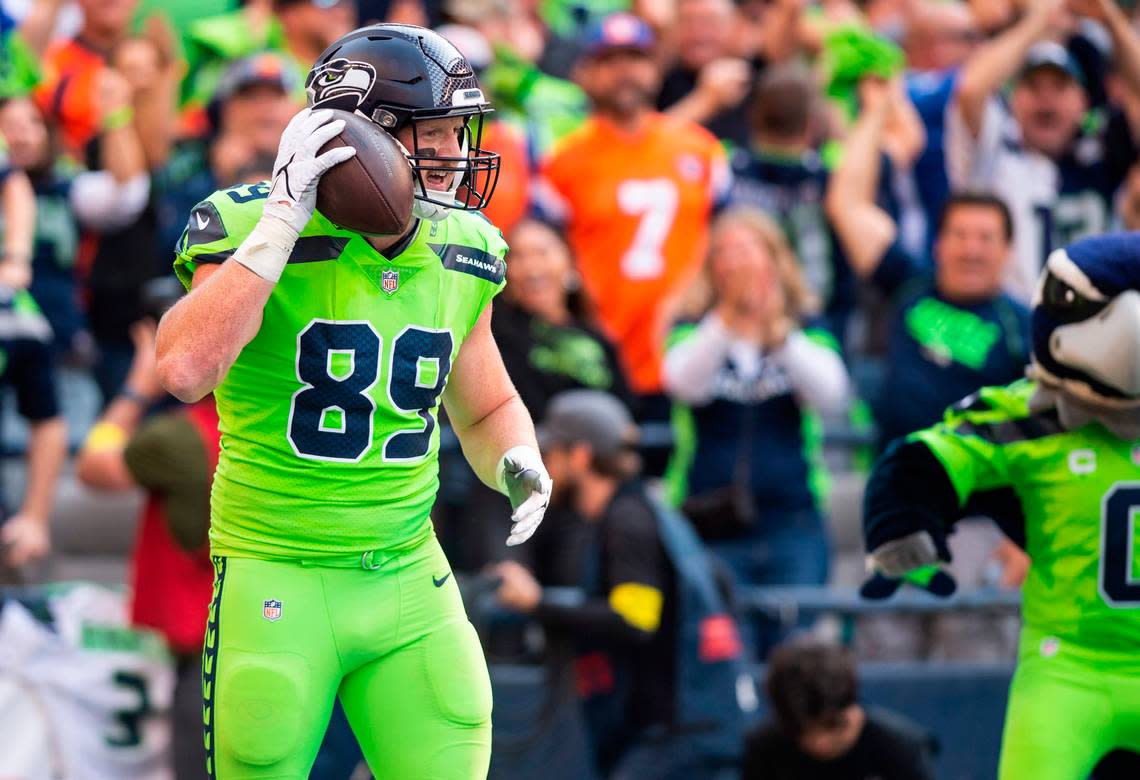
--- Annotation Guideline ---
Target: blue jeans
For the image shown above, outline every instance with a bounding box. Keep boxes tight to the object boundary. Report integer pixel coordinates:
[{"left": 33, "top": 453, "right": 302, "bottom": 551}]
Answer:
[
  {"left": 707, "top": 507, "right": 829, "bottom": 588},
  {"left": 708, "top": 508, "right": 829, "bottom": 657}
]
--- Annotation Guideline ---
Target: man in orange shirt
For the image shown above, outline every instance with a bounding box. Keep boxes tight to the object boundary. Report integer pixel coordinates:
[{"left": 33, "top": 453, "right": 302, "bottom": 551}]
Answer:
[
  {"left": 539, "top": 12, "right": 730, "bottom": 420},
  {"left": 35, "top": 0, "right": 137, "bottom": 155}
]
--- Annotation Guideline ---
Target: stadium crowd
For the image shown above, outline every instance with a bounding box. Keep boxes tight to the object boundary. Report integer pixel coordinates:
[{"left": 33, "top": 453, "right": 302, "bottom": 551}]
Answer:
[{"left": 1, "top": 0, "right": 1140, "bottom": 778}]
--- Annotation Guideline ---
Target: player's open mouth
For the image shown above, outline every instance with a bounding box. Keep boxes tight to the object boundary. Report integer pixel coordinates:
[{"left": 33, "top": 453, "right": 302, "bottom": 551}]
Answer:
[{"left": 425, "top": 172, "right": 452, "bottom": 189}]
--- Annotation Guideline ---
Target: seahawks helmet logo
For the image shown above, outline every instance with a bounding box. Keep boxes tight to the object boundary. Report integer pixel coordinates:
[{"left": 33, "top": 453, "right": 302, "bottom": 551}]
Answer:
[{"left": 306, "top": 58, "right": 376, "bottom": 110}]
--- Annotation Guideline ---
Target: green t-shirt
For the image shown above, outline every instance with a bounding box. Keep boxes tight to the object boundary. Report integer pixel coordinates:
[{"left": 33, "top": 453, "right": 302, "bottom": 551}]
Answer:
[
  {"left": 174, "top": 183, "right": 507, "bottom": 558},
  {"left": 914, "top": 380, "right": 1140, "bottom": 662}
]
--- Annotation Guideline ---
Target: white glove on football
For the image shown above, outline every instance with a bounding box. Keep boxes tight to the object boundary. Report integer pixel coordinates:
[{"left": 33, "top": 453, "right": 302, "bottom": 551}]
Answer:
[
  {"left": 497, "top": 445, "right": 553, "bottom": 546},
  {"left": 235, "top": 109, "right": 355, "bottom": 283},
  {"left": 264, "top": 108, "right": 356, "bottom": 235}
]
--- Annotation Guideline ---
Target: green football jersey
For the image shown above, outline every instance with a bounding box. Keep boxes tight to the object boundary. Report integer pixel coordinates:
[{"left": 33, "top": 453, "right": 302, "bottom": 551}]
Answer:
[
  {"left": 174, "top": 182, "right": 506, "bottom": 558},
  {"left": 913, "top": 380, "right": 1140, "bottom": 661}
]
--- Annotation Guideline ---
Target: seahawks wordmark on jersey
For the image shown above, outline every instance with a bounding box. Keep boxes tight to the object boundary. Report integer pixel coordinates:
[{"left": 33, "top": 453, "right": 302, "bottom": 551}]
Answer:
[{"left": 0, "top": 583, "right": 174, "bottom": 779}]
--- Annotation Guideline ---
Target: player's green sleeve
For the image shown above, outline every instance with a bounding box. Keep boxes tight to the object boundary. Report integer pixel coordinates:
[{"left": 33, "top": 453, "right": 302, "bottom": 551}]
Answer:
[{"left": 173, "top": 184, "right": 268, "bottom": 289}]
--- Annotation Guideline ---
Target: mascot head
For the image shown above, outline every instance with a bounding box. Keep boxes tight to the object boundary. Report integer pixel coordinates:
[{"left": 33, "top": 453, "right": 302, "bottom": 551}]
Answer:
[{"left": 1031, "top": 233, "right": 1140, "bottom": 409}]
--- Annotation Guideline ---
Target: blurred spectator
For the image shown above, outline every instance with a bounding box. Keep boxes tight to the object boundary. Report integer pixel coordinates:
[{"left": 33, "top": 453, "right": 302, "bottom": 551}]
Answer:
[
  {"left": 62, "top": 65, "right": 157, "bottom": 402},
  {"left": 539, "top": 12, "right": 729, "bottom": 424},
  {"left": 662, "top": 207, "right": 848, "bottom": 592},
  {"left": 827, "top": 78, "right": 1029, "bottom": 449},
  {"left": 494, "top": 390, "right": 752, "bottom": 778},
  {"left": 493, "top": 391, "right": 675, "bottom": 775},
  {"left": 179, "top": 0, "right": 289, "bottom": 134},
  {"left": 496, "top": 219, "right": 633, "bottom": 420},
  {"left": 158, "top": 53, "right": 300, "bottom": 254},
  {"left": 742, "top": 638, "right": 935, "bottom": 780},
  {"left": 73, "top": 319, "right": 210, "bottom": 779},
  {"left": 903, "top": 1, "right": 980, "bottom": 255},
  {"left": 113, "top": 20, "right": 182, "bottom": 170},
  {"left": 445, "top": 0, "right": 581, "bottom": 80},
  {"left": 948, "top": 0, "right": 1140, "bottom": 303},
  {"left": 33, "top": 0, "right": 137, "bottom": 155},
  {"left": 0, "top": 288, "right": 67, "bottom": 575},
  {"left": 0, "top": 96, "right": 104, "bottom": 362},
  {"left": 435, "top": 23, "right": 537, "bottom": 233},
  {"left": 656, "top": 0, "right": 765, "bottom": 147},
  {"left": 0, "top": 5, "right": 44, "bottom": 97},
  {"left": 443, "top": 218, "right": 631, "bottom": 571},
  {"left": 274, "top": 0, "right": 357, "bottom": 68},
  {"left": 728, "top": 64, "right": 856, "bottom": 340}
]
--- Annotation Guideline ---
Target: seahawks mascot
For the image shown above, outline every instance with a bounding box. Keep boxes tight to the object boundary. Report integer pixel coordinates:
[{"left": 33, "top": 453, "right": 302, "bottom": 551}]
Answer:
[{"left": 861, "top": 233, "right": 1140, "bottom": 779}]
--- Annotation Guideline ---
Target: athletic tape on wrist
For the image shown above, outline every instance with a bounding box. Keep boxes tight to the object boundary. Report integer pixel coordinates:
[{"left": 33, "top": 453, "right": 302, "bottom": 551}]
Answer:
[{"left": 232, "top": 213, "right": 299, "bottom": 283}]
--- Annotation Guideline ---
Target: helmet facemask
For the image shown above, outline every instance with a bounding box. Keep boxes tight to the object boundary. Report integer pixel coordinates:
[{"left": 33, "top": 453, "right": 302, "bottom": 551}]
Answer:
[{"left": 384, "top": 104, "right": 500, "bottom": 222}]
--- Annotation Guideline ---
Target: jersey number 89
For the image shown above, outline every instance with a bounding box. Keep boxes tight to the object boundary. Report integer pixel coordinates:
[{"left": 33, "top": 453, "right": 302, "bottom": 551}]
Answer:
[{"left": 287, "top": 320, "right": 453, "bottom": 463}]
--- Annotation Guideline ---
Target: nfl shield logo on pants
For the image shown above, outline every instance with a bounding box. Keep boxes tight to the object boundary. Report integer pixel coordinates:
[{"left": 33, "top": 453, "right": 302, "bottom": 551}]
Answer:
[
  {"left": 262, "top": 599, "right": 282, "bottom": 622},
  {"left": 381, "top": 269, "right": 399, "bottom": 295}
]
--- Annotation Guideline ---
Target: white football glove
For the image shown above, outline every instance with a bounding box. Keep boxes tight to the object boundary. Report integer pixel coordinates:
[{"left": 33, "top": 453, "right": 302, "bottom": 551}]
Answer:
[
  {"left": 235, "top": 109, "right": 356, "bottom": 283},
  {"left": 264, "top": 108, "right": 356, "bottom": 235},
  {"left": 497, "top": 445, "right": 553, "bottom": 546}
]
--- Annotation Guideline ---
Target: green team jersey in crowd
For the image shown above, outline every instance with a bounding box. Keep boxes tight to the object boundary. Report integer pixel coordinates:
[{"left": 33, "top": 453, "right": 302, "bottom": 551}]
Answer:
[
  {"left": 174, "top": 182, "right": 506, "bottom": 559},
  {"left": 913, "top": 379, "right": 1140, "bottom": 664}
]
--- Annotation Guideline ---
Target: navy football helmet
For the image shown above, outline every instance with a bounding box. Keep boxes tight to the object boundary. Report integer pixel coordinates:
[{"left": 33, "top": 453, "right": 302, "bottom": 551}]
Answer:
[
  {"left": 1032, "top": 233, "right": 1140, "bottom": 406},
  {"left": 305, "top": 24, "right": 500, "bottom": 220}
]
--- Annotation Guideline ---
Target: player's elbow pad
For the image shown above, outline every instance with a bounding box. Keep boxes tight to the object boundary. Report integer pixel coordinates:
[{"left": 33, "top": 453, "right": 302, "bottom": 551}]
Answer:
[{"left": 863, "top": 438, "right": 960, "bottom": 554}]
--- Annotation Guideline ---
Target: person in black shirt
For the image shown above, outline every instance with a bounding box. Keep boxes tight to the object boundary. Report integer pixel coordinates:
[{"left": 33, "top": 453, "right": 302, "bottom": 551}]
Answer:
[
  {"left": 743, "top": 638, "right": 935, "bottom": 780},
  {"left": 493, "top": 218, "right": 633, "bottom": 420},
  {"left": 492, "top": 390, "right": 679, "bottom": 777},
  {"left": 656, "top": 0, "right": 760, "bottom": 146}
]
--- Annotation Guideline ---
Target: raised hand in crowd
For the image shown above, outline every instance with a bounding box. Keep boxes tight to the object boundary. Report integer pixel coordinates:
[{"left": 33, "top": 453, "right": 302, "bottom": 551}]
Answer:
[{"left": 0, "top": 169, "right": 35, "bottom": 291}]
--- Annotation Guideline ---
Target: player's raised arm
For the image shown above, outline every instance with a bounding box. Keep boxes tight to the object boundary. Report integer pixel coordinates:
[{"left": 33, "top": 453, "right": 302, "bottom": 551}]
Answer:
[
  {"left": 156, "top": 108, "right": 355, "bottom": 402},
  {"left": 443, "top": 306, "right": 552, "bottom": 546}
]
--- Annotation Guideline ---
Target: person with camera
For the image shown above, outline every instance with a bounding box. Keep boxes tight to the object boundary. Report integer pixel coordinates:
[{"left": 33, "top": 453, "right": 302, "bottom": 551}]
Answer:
[{"left": 662, "top": 206, "right": 849, "bottom": 595}]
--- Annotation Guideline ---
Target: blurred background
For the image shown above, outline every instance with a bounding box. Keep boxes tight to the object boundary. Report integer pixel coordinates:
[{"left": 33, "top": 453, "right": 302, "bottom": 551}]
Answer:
[{"left": 0, "top": 0, "right": 1138, "bottom": 778}]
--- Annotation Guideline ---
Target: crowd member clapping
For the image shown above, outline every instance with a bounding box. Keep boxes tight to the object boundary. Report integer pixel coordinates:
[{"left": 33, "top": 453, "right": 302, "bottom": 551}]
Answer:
[
  {"left": 948, "top": 0, "right": 1140, "bottom": 302},
  {"left": 827, "top": 77, "right": 1029, "bottom": 449},
  {"left": 662, "top": 207, "right": 849, "bottom": 592}
]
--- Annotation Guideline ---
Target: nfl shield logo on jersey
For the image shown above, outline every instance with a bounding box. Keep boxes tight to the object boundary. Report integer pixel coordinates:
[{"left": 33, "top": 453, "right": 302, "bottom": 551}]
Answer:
[
  {"left": 381, "top": 269, "right": 399, "bottom": 295},
  {"left": 262, "top": 599, "right": 283, "bottom": 622}
]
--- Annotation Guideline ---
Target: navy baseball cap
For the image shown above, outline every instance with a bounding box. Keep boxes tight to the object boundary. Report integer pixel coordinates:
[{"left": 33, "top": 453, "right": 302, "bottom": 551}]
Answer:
[
  {"left": 1019, "top": 41, "right": 1086, "bottom": 87},
  {"left": 581, "top": 12, "right": 655, "bottom": 59}
]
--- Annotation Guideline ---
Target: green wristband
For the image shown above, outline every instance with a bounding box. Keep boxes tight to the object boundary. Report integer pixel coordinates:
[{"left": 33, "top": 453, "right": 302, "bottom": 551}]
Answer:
[{"left": 102, "top": 105, "right": 134, "bottom": 132}]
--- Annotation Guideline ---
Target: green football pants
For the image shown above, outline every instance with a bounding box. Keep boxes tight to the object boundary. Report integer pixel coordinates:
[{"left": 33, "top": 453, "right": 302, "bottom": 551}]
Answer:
[
  {"left": 202, "top": 534, "right": 492, "bottom": 779},
  {"left": 998, "top": 631, "right": 1140, "bottom": 780}
]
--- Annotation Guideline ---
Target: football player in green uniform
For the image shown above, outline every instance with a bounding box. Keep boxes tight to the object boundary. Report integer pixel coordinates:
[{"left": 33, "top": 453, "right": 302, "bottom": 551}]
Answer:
[
  {"left": 861, "top": 233, "right": 1140, "bottom": 779},
  {"left": 155, "top": 25, "right": 552, "bottom": 779}
]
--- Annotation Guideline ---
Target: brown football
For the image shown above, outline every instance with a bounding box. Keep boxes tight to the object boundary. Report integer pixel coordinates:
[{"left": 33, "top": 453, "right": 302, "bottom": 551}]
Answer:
[{"left": 316, "top": 109, "right": 415, "bottom": 236}]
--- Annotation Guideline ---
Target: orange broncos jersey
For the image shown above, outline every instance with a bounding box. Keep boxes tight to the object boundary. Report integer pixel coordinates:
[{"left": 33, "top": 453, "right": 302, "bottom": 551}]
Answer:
[
  {"left": 540, "top": 113, "right": 728, "bottom": 394},
  {"left": 35, "top": 38, "right": 107, "bottom": 155}
]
